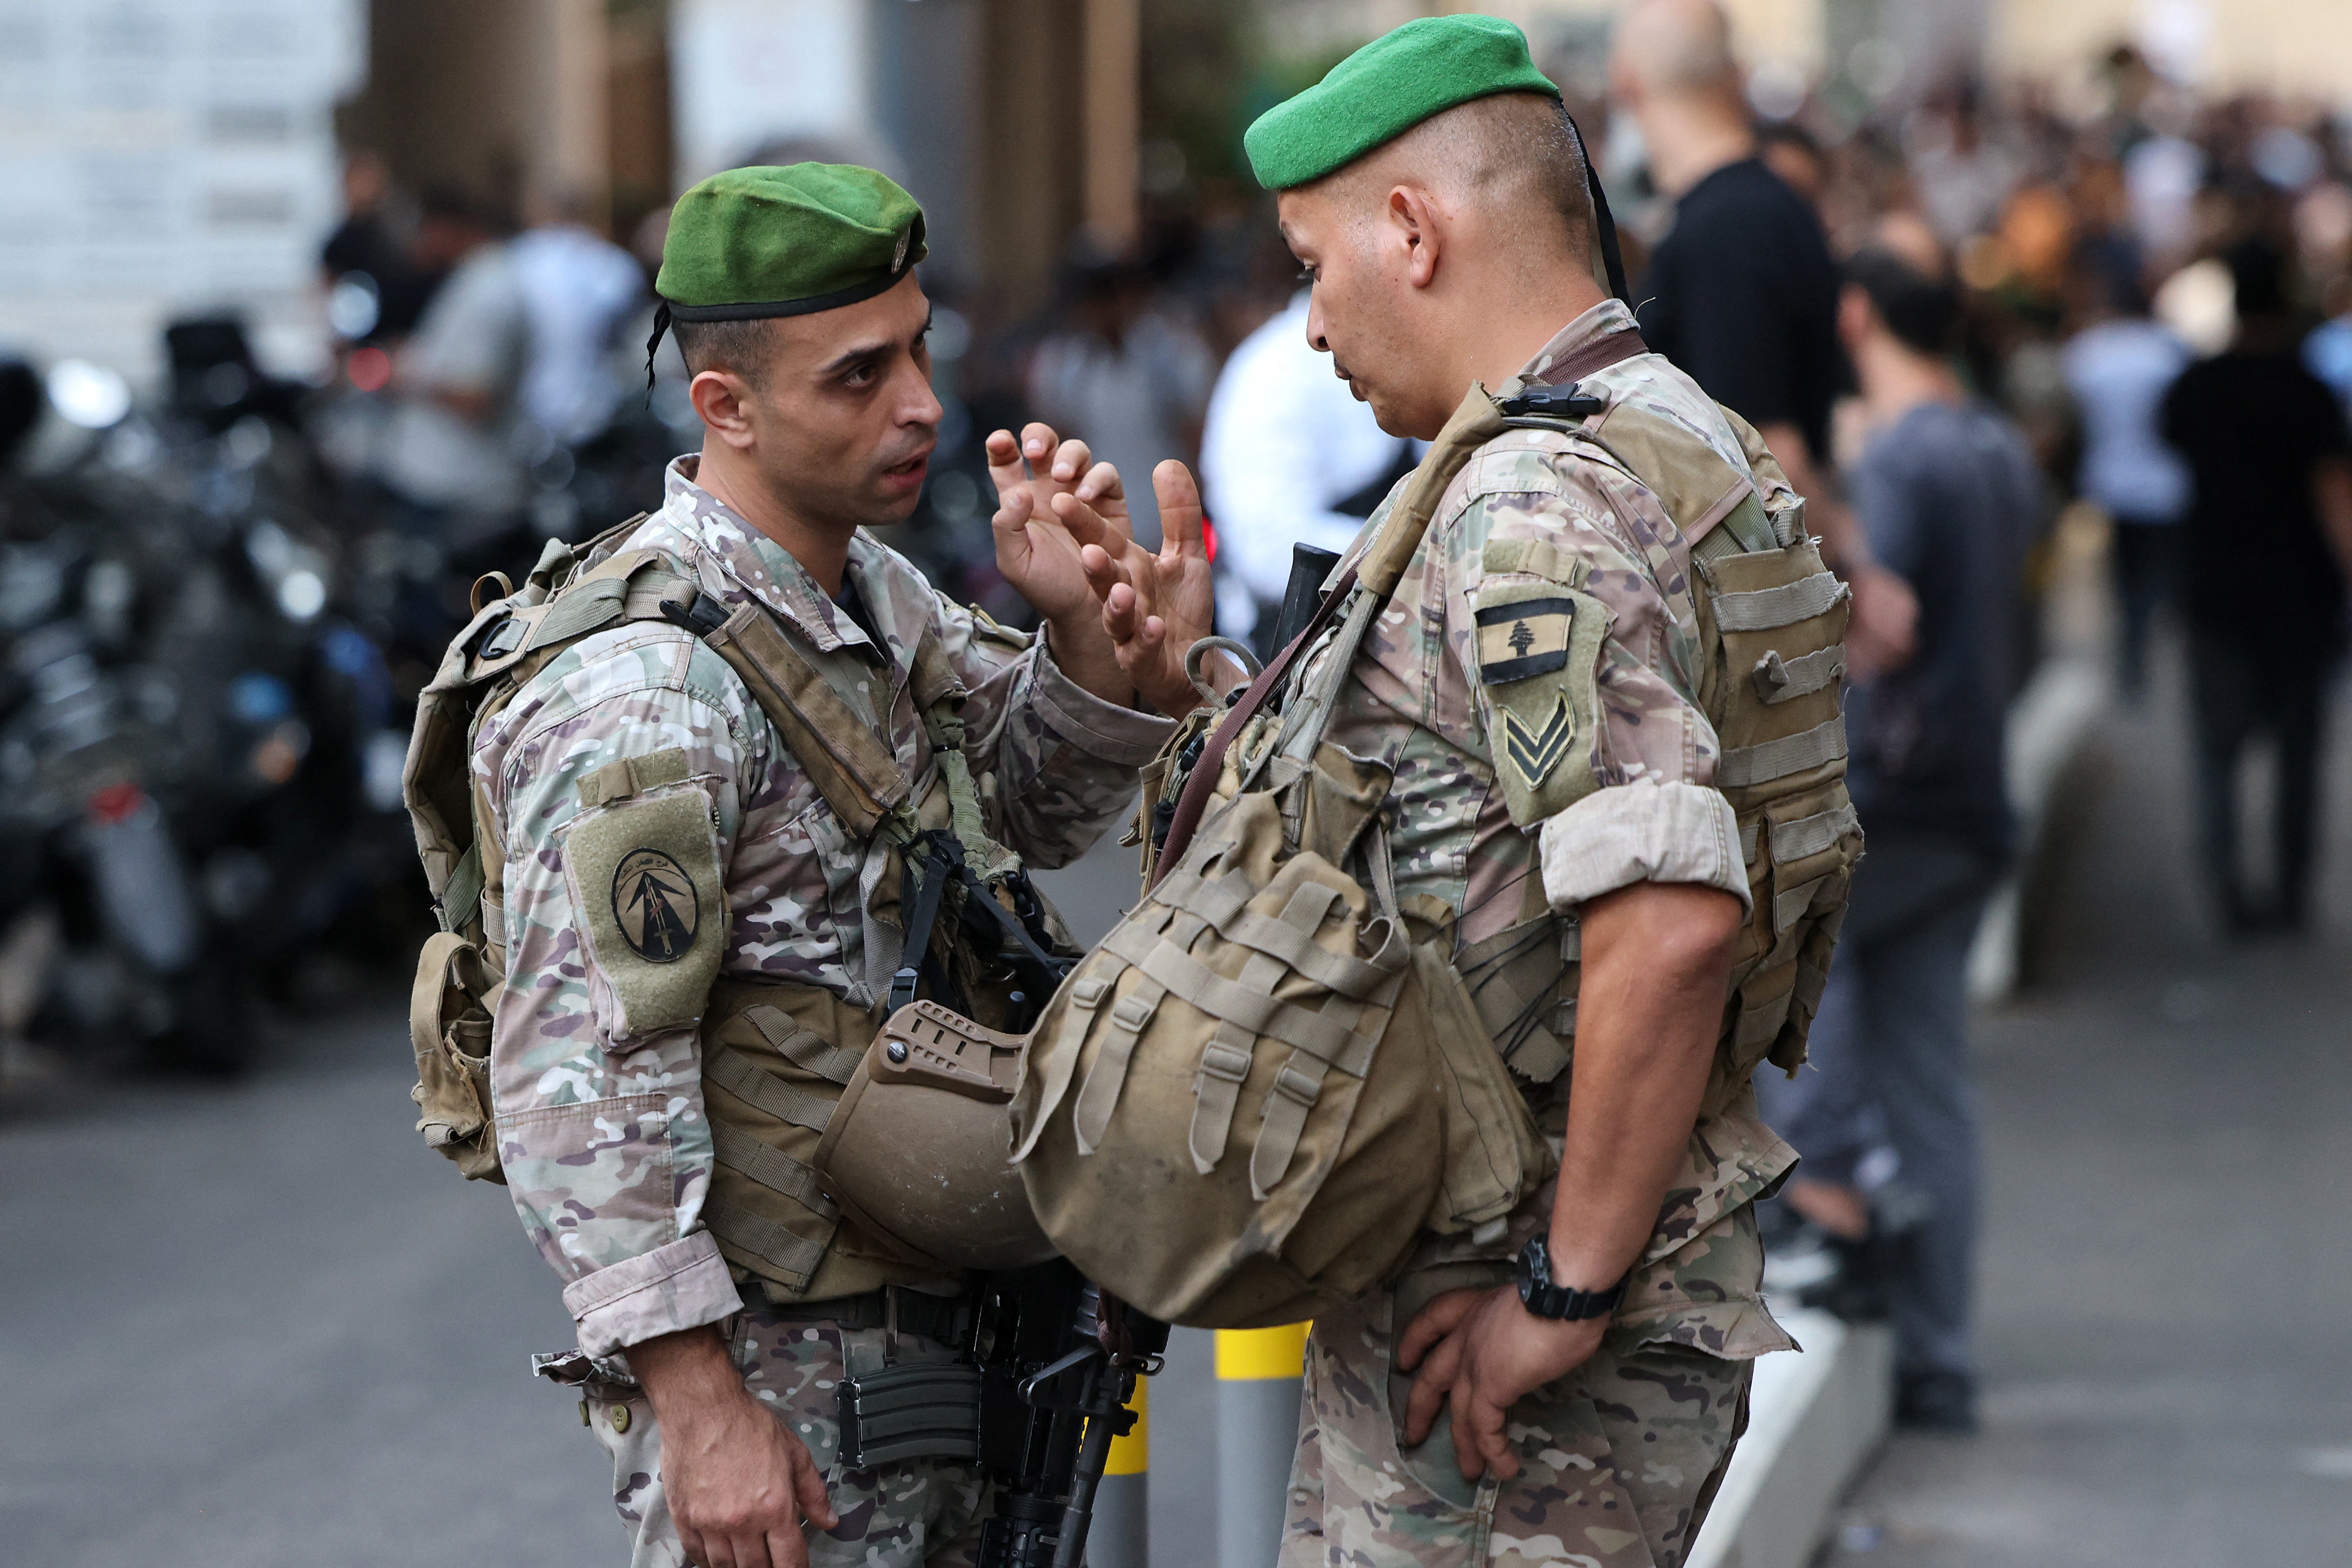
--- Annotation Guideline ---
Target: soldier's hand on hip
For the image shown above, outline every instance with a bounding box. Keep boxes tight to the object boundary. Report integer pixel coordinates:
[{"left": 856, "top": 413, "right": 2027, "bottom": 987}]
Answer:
[
  {"left": 1397, "top": 1285, "right": 1605, "bottom": 1482},
  {"left": 629, "top": 1325, "right": 838, "bottom": 1568}
]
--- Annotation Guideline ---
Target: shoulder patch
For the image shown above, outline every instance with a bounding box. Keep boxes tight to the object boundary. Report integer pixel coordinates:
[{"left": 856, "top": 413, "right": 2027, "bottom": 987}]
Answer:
[
  {"left": 564, "top": 786, "right": 725, "bottom": 1039},
  {"left": 1475, "top": 591, "right": 1574, "bottom": 684},
  {"left": 1470, "top": 576, "right": 1614, "bottom": 828}
]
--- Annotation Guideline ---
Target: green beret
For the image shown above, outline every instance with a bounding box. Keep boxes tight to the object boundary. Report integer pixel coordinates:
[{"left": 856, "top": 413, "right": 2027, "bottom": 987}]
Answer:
[
  {"left": 1243, "top": 15, "right": 1559, "bottom": 191},
  {"left": 656, "top": 163, "right": 926, "bottom": 320}
]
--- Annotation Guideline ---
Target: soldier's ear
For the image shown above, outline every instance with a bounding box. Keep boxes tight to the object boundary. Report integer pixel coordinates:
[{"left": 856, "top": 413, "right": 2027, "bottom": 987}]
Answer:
[
  {"left": 1386, "top": 185, "right": 1442, "bottom": 291},
  {"left": 688, "top": 367, "right": 758, "bottom": 449}
]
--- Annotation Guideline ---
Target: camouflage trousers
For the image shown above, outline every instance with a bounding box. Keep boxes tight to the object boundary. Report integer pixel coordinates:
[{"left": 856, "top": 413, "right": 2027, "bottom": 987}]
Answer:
[
  {"left": 572, "top": 1308, "right": 990, "bottom": 1568},
  {"left": 1279, "top": 1294, "right": 1753, "bottom": 1568}
]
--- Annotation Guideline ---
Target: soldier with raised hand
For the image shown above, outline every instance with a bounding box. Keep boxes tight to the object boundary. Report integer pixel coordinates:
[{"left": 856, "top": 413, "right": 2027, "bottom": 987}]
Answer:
[
  {"left": 1055, "top": 19, "right": 1830, "bottom": 1568},
  {"left": 451, "top": 165, "right": 1173, "bottom": 1568}
]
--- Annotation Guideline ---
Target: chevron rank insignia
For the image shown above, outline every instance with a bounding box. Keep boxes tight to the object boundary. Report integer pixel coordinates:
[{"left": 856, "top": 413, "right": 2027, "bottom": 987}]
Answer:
[
  {"left": 1475, "top": 596, "right": 1573, "bottom": 683},
  {"left": 1500, "top": 692, "right": 1577, "bottom": 787}
]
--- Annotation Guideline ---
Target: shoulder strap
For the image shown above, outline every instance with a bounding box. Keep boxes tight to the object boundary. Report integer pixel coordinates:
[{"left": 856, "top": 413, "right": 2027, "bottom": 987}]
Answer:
[
  {"left": 1149, "top": 382, "right": 1508, "bottom": 884},
  {"left": 1155, "top": 327, "right": 1651, "bottom": 882},
  {"left": 696, "top": 594, "right": 919, "bottom": 844}
]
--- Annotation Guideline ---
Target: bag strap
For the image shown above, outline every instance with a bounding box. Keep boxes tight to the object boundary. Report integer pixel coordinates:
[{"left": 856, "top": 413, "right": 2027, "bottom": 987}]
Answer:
[{"left": 1154, "top": 328, "right": 1650, "bottom": 884}]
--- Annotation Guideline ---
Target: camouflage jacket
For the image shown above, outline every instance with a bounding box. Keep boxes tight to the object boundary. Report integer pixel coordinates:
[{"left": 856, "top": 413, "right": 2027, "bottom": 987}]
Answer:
[
  {"left": 474, "top": 458, "right": 1171, "bottom": 1357},
  {"left": 1315, "top": 298, "right": 1796, "bottom": 1357}
]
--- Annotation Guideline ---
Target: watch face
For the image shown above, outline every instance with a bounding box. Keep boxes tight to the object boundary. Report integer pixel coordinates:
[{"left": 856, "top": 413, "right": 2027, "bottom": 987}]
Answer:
[{"left": 1517, "top": 1275, "right": 1537, "bottom": 1307}]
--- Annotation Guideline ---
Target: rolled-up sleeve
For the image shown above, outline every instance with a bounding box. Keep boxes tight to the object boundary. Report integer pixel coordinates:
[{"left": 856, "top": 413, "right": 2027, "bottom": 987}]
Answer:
[{"left": 1538, "top": 780, "right": 1750, "bottom": 911}]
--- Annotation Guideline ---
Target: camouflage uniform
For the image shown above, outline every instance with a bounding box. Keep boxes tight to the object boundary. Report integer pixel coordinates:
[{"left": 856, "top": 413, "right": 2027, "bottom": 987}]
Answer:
[
  {"left": 567, "top": 1315, "right": 990, "bottom": 1568},
  {"left": 475, "top": 456, "right": 1169, "bottom": 1564},
  {"left": 1278, "top": 299, "right": 1796, "bottom": 1568}
]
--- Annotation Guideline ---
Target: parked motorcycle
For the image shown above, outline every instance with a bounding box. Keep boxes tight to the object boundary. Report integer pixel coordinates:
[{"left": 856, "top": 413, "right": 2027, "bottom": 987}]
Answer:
[{"left": 0, "top": 330, "right": 408, "bottom": 1074}]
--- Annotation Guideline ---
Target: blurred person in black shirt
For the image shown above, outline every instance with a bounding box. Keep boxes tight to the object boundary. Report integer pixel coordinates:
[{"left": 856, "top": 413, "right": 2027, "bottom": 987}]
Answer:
[
  {"left": 2160, "top": 240, "right": 2352, "bottom": 934},
  {"left": 320, "top": 150, "right": 436, "bottom": 344},
  {"left": 1755, "top": 219, "right": 2041, "bottom": 1434},
  {"left": 1611, "top": 0, "right": 1920, "bottom": 679}
]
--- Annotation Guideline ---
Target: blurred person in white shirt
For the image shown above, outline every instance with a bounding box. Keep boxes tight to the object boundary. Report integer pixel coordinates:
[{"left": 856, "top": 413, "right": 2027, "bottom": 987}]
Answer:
[
  {"left": 1200, "top": 290, "right": 1416, "bottom": 652},
  {"left": 509, "top": 191, "right": 646, "bottom": 448},
  {"left": 2062, "top": 248, "right": 2191, "bottom": 696},
  {"left": 377, "top": 189, "right": 530, "bottom": 525}
]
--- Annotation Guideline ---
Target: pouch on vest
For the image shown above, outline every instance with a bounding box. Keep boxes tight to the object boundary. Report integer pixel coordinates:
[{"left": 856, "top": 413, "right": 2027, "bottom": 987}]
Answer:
[{"left": 410, "top": 930, "right": 501, "bottom": 1181}]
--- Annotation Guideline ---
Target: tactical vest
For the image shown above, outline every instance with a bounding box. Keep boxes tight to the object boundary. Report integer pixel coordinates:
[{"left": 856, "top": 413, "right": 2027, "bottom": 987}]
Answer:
[
  {"left": 403, "top": 520, "right": 1068, "bottom": 1303},
  {"left": 1008, "top": 375, "right": 1859, "bottom": 1330}
]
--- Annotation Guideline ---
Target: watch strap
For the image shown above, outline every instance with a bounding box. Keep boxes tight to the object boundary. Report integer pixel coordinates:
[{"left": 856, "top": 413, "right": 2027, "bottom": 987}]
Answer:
[{"left": 1516, "top": 1238, "right": 1630, "bottom": 1321}]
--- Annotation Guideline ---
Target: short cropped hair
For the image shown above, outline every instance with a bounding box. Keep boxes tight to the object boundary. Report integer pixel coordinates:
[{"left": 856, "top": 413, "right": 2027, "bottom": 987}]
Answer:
[
  {"left": 672, "top": 316, "right": 775, "bottom": 386},
  {"left": 1332, "top": 91, "right": 1594, "bottom": 266},
  {"left": 1846, "top": 246, "right": 1959, "bottom": 356}
]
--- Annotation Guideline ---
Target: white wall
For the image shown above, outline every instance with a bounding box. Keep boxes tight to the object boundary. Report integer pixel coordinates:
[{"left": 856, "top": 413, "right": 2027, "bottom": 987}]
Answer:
[
  {"left": 0, "top": 0, "right": 363, "bottom": 382},
  {"left": 669, "top": 0, "right": 880, "bottom": 186}
]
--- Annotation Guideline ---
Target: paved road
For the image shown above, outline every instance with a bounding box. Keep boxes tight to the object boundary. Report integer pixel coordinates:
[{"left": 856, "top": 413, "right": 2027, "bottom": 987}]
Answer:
[
  {"left": 0, "top": 828, "right": 1228, "bottom": 1568},
  {"left": 9, "top": 656, "right": 2348, "bottom": 1567},
  {"left": 1820, "top": 662, "right": 2352, "bottom": 1566}
]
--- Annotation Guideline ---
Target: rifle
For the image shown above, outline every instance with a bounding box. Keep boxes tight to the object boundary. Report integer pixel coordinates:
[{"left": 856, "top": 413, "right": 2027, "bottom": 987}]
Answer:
[{"left": 973, "top": 1262, "right": 1168, "bottom": 1568}]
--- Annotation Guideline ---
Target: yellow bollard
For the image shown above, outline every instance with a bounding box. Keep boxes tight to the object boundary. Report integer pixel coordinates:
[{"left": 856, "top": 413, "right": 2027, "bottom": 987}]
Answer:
[
  {"left": 1092, "top": 1376, "right": 1149, "bottom": 1568},
  {"left": 1215, "top": 1325, "right": 1309, "bottom": 1568}
]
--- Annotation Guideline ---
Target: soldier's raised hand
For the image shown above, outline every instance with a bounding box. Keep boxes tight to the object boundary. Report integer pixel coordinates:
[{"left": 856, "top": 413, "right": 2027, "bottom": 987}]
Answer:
[
  {"left": 1052, "top": 458, "right": 1232, "bottom": 716},
  {"left": 985, "top": 423, "right": 1137, "bottom": 629}
]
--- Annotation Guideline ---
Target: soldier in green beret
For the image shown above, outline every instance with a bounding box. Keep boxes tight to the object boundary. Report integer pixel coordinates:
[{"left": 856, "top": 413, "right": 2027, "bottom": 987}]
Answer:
[
  {"left": 1050, "top": 16, "right": 1856, "bottom": 1568},
  {"left": 423, "top": 162, "right": 1185, "bottom": 1568}
]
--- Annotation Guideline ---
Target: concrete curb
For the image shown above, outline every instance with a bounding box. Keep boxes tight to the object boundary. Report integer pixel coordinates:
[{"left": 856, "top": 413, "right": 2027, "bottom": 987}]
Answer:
[
  {"left": 1685, "top": 1307, "right": 1894, "bottom": 1568},
  {"left": 1967, "top": 654, "right": 2108, "bottom": 1003}
]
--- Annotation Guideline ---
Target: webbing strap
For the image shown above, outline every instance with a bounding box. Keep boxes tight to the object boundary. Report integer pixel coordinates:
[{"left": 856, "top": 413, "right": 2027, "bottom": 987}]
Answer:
[
  {"left": 1151, "top": 865, "right": 1255, "bottom": 932},
  {"left": 706, "top": 1044, "right": 837, "bottom": 1134},
  {"left": 526, "top": 573, "right": 629, "bottom": 648},
  {"left": 1187, "top": 1020, "right": 1258, "bottom": 1175},
  {"left": 1096, "top": 922, "right": 1369, "bottom": 1071},
  {"left": 1771, "top": 802, "right": 1860, "bottom": 864},
  {"left": 911, "top": 630, "right": 1013, "bottom": 878},
  {"left": 1072, "top": 976, "right": 1166, "bottom": 1155},
  {"left": 1752, "top": 644, "right": 1847, "bottom": 705},
  {"left": 704, "top": 1195, "right": 829, "bottom": 1287},
  {"left": 1179, "top": 903, "right": 1295, "bottom": 1174},
  {"left": 1249, "top": 1053, "right": 1329, "bottom": 1201},
  {"left": 1739, "top": 819, "right": 1760, "bottom": 864},
  {"left": 437, "top": 843, "right": 485, "bottom": 935},
  {"left": 710, "top": 1120, "right": 838, "bottom": 1218},
  {"left": 1216, "top": 904, "right": 1401, "bottom": 998},
  {"left": 1719, "top": 715, "right": 1848, "bottom": 789},
  {"left": 1711, "top": 571, "right": 1847, "bottom": 633},
  {"left": 1010, "top": 975, "right": 1110, "bottom": 1163},
  {"left": 745, "top": 1005, "right": 866, "bottom": 1086},
  {"left": 1773, "top": 873, "right": 1830, "bottom": 935}
]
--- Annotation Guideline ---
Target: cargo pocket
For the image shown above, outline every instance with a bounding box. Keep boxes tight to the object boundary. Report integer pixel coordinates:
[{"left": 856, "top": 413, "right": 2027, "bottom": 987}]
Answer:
[{"left": 409, "top": 930, "right": 504, "bottom": 1183}]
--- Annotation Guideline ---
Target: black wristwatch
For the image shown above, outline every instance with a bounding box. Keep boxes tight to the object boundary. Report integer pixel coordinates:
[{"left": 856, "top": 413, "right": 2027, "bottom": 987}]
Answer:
[{"left": 1514, "top": 1238, "right": 1629, "bottom": 1322}]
